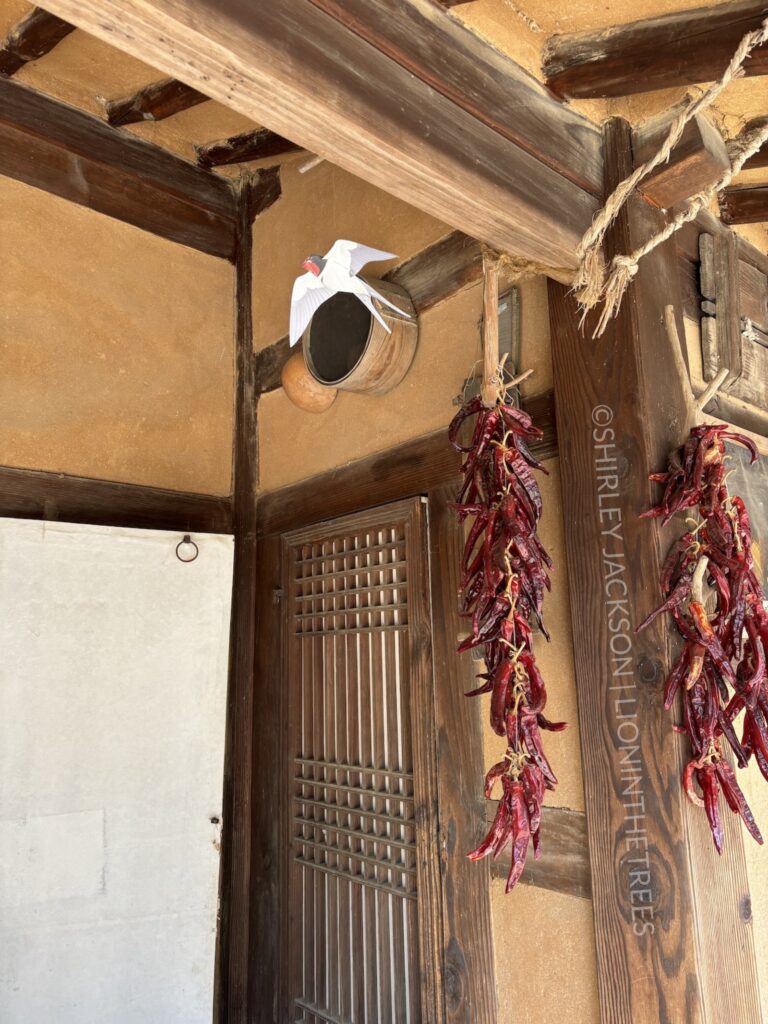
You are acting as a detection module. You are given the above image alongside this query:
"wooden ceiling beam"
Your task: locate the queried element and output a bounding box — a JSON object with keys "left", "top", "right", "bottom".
{"left": 0, "top": 6, "right": 74, "bottom": 77}
{"left": 721, "top": 184, "right": 768, "bottom": 224}
{"left": 0, "top": 76, "right": 240, "bottom": 259}
{"left": 36, "top": 0, "right": 601, "bottom": 277}
{"left": 544, "top": 0, "right": 768, "bottom": 99}
{"left": 105, "top": 77, "right": 208, "bottom": 126}
{"left": 633, "top": 109, "right": 730, "bottom": 209}
{"left": 196, "top": 127, "right": 302, "bottom": 169}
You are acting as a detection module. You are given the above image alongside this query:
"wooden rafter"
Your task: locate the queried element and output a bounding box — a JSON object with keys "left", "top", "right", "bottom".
{"left": 0, "top": 76, "right": 239, "bottom": 259}
{"left": 0, "top": 6, "right": 74, "bottom": 77}
{"left": 196, "top": 128, "right": 302, "bottom": 169}
{"left": 37, "top": 0, "right": 601, "bottom": 276}
{"left": 721, "top": 183, "right": 768, "bottom": 223}
{"left": 105, "top": 77, "right": 208, "bottom": 126}
{"left": 544, "top": 0, "right": 768, "bottom": 99}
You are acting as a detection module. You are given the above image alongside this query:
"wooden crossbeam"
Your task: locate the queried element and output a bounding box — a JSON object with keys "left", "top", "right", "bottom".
{"left": 0, "top": 6, "right": 74, "bottom": 77}
{"left": 544, "top": 0, "right": 768, "bottom": 99}
{"left": 721, "top": 183, "right": 768, "bottom": 223}
{"left": 633, "top": 109, "right": 730, "bottom": 209}
{"left": 0, "top": 76, "right": 240, "bottom": 259}
{"left": 38, "top": 0, "right": 601, "bottom": 275}
{"left": 105, "top": 77, "right": 208, "bottom": 126}
{"left": 742, "top": 115, "right": 768, "bottom": 169}
{"left": 196, "top": 128, "right": 302, "bottom": 169}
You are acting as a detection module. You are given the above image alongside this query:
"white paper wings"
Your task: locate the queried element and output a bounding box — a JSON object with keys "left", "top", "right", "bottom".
{"left": 289, "top": 239, "right": 408, "bottom": 346}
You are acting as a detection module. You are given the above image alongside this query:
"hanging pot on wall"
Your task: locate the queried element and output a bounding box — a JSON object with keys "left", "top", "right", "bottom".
{"left": 301, "top": 279, "right": 418, "bottom": 396}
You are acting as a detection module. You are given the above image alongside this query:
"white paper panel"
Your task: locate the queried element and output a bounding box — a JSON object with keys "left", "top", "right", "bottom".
{"left": 0, "top": 519, "right": 234, "bottom": 1024}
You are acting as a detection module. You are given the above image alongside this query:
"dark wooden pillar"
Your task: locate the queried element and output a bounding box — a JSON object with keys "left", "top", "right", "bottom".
{"left": 549, "top": 119, "right": 761, "bottom": 1024}
{"left": 216, "top": 183, "right": 259, "bottom": 1023}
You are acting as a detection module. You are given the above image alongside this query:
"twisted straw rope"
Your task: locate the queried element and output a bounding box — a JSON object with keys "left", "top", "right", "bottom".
{"left": 575, "top": 15, "right": 768, "bottom": 336}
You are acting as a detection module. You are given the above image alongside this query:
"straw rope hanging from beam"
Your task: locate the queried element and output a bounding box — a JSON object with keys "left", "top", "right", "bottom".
{"left": 576, "top": 15, "right": 768, "bottom": 337}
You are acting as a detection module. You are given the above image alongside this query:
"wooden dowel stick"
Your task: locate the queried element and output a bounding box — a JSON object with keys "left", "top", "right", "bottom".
{"left": 481, "top": 257, "right": 500, "bottom": 406}
{"left": 695, "top": 366, "right": 730, "bottom": 412}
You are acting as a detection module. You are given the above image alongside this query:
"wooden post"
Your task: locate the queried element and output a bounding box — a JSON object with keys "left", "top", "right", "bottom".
{"left": 549, "top": 118, "right": 762, "bottom": 1024}
{"left": 481, "top": 256, "right": 500, "bottom": 406}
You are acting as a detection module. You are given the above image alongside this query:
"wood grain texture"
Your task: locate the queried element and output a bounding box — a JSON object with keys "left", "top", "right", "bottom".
{"left": 739, "top": 257, "right": 768, "bottom": 330}
{"left": 0, "top": 464, "right": 232, "bottom": 533}
{"left": 254, "top": 230, "right": 484, "bottom": 393}
{"left": 714, "top": 229, "right": 744, "bottom": 388}
{"left": 215, "top": 187, "right": 258, "bottom": 1023}
{"left": 721, "top": 184, "right": 768, "bottom": 225}
{"left": 428, "top": 484, "right": 497, "bottom": 1024}
{"left": 488, "top": 804, "right": 591, "bottom": 900}
{"left": 0, "top": 76, "right": 238, "bottom": 259}
{"left": 305, "top": 0, "right": 602, "bottom": 196}
{"left": 0, "top": 6, "right": 74, "bottom": 77}
{"left": 196, "top": 127, "right": 302, "bottom": 168}
{"left": 38, "top": 0, "right": 599, "bottom": 274}
{"left": 248, "top": 533, "right": 283, "bottom": 1023}
{"left": 105, "top": 77, "right": 208, "bottom": 126}
{"left": 633, "top": 111, "right": 729, "bottom": 210}
{"left": 544, "top": 0, "right": 768, "bottom": 98}
{"left": 549, "top": 118, "right": 761, "bottom": 1024}
{"left": 256, "top": 390, "right": 556, "bottom": 537}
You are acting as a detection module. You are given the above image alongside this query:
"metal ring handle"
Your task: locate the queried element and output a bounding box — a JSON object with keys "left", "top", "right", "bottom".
{"left": 176, "top": 534, "right": 199, "bottom": 563}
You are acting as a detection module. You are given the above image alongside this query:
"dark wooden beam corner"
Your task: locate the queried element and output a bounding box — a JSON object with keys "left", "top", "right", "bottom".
{"left": 246, "top": 165, "right": 282, "bottom": 220}
{"left": 633, "top": 110, "right": 729, "bottom": 210}
{"left": 0, "top": 76, "right": 238, "bottom": 260}
{"left": 196, "top": 127, "right": 302, "bottom": 169}
{"left": 721, "top": 184, "right": 768, "bottom": 225}
{"left": 105, "top": 77, "right": 208, "bottom": 126}
{"left": 0, "top": 6, "right": 74, "bottom": 77}
{"left": 544, "top": 0, "right": 768, "bottom": 98}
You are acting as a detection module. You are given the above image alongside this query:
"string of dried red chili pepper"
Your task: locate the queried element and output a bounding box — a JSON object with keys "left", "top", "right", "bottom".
{"left": 640, "top": 423, "right": 767, "bottom": 853}
{"left": 448, "top": 392, "right": 564, "bottom": 891}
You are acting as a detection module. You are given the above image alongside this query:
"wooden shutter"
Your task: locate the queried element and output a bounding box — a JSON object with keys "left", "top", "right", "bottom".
{"left": 281, "top": 499, "right": 442, "bottom": 1024}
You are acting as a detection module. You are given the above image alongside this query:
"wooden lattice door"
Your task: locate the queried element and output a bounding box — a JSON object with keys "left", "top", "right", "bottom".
{"left": 281, "top": 499, "right": 442, "bottom": 1024}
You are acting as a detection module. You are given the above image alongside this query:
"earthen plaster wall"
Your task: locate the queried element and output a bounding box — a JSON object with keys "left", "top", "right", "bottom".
{"left": 0, "top": 176, "right": 235, "bottom": 495}
{"left": 255, "top": 162, "right": 600, "bottom": 1022}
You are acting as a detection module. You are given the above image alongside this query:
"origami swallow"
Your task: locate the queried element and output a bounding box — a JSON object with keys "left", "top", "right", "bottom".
{"left": 289, "top": 239, "right": 410, "bottom": 346}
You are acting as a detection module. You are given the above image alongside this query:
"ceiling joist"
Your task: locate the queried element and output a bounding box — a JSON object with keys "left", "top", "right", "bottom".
{"left": 196, "top": 128, "right": 302, "bottom": 169}
{"left": 0, "top": 6, "right": 74, "bottom": 77}
{"left": 105, "top": 77, "right": 208, "bottom": 126}
{"left": 544, "top": 0, "right": 768, "bottom": 99}
{"left": 0, "top": 76, "right": 239, "bottom": 259}
{"left": 36, "top": 0, "right": 601, "bottom": 275}
{"left": 721, "top": 184, "right": 768, "bottom": 224}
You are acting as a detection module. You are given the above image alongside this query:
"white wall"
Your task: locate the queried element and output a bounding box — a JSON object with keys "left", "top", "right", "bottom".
{"left": 0, "top": 520, "right": 234, "bottom": 1024}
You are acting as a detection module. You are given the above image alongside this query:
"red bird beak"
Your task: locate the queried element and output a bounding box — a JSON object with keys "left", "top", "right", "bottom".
{"left": 302, "top": 258, "right": 320, "bottom": 276}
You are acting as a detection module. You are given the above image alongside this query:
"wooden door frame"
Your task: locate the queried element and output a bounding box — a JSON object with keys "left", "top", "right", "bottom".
{"left": 252, "top": 406, "right": 557, "bottom": 1023}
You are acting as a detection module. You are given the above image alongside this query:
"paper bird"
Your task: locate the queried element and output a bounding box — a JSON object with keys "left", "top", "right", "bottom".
{"left": 289, "top": 239, "right": 410, "bottom": 346}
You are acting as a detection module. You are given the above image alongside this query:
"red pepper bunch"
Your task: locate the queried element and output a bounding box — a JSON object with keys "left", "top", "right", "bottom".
{"left": 448, "top": 394, "right": 564, "bottom": 891}
{"left": 640, "top": 424, "right": 767, "bottom": 853}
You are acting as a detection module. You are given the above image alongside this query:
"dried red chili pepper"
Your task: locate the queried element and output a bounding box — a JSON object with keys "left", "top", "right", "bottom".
{"left": 449, "top": 390, "right": 563, "bottom": 891}
{"left": 640, "top": 425, "right": 766, "bottom": 854}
